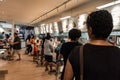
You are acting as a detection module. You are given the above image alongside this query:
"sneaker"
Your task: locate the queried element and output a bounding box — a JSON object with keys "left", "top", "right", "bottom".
{"left": 45, "top": 68, "right": 48, "bottom": 71}
{"left": 9, "top": 58, "right": 14, "bottom": 61}
{"left": 16, "top": 58, "right": 21, "bottom": 61}
{"left": 50, "top": 70, "right": 56, "bottom": 72}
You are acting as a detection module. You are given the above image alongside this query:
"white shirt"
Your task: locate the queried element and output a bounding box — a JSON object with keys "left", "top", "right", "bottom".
{"left": 44, "top": 39, "right": 53, "bottom": 56}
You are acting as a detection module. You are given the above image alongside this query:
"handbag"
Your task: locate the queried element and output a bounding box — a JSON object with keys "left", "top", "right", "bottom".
{"left": 80, "top": 45, "right": 84, "bottom": 80}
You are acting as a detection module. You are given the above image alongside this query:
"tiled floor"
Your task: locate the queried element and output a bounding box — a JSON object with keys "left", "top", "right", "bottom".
{"left": 0, "top": 49, "right": 58, "bottom": 80}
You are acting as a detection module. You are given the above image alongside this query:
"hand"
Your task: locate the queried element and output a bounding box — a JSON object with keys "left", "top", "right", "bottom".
{"left": 10, "top": 43, "right": 14, "bottom": 45}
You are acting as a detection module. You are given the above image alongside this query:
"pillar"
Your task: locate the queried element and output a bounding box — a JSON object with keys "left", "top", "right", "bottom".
{"left": 11, "top": 20, "right": 14, "bottom": 41}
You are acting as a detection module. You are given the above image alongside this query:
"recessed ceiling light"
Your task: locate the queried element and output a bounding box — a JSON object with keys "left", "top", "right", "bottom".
{"left": 96, "top": 0, "right": 120, "bottom": 9}
{"left": 60, "top": 16, "right": 71, "bottom": 20}
{"left": 0, "top": 0, "right": 3, "bottom": 2}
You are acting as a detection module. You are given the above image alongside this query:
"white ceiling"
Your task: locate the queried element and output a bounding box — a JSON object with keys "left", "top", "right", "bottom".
{"left": 0, "top": 0, "right": 90, "bottom": 24}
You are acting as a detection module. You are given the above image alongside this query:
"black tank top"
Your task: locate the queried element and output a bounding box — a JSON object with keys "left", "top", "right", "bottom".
{"left": 69, "top": 43, "right": 120, "bottom": 80}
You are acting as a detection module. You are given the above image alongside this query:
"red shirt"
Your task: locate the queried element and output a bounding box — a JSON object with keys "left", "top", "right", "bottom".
{"left": 34, "top": 45, "right": 38, "bottom": 54}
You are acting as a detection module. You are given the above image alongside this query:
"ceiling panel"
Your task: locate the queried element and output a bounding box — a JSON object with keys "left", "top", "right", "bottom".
{"left": 0, "top": 0, "right": 90, "bottom": 24}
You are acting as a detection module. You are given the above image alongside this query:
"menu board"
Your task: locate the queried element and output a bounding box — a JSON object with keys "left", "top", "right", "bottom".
{"left": 111, "top": 5, "right": 120, "bottom": 29}
{"left": 58, "top": 21, "right": 63, "bottom": 33}
{"left": 78, "top": 14, "right": 88, "bottom": 31}
{"left": 40, "top": 24, "right": 46, "bottom": 34}
{"left": 62, "top": 19, "right": 68, "bottom": 32}
{"left": 103, "top": 4, "right": 120, "bottom": 30}
{"left": 68, "top": 18, "right": 73, "bottom": 31}
{"left": 49, "top": 23, "right": 53, "bottom": 33}
{"left": 39, "top": 25, "right": 42, "bottom": 34}
{"left": 45, "top": 24, "right": 49, "bottom": 33}
{"left": 53, "top": 22, "right": 59, "bottom": 33}
{"left": 34, "top": 27, "right": 39, "bottom": 34}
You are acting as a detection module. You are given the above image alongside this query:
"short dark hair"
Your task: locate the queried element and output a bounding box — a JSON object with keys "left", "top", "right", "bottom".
{"left": 5, "top": 34, "right": 10, "bottom": 38}
{"left": 68, "top": 29, "right": 81, "bottom": 41}
{"left": 14, "top": 32, "right": 18, "bottom": 35}
{"left": 46, "top": 33, "right": 51, "bottom": 40}
{"left": 86, "top": 10, "right": 113, "bottom": 39}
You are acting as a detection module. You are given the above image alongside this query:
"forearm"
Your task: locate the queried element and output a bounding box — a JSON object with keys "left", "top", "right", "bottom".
{"left": 64, "top": 60, "right": 74, "bottom": 80}
{"left": 12, "top": 42, "right": 19, "bottom": 45}
{"left": 58, "top": 54, "right": 63, "bottom": 60}
{"left": 14, "top": 42, "right": 19, "bottom": 44}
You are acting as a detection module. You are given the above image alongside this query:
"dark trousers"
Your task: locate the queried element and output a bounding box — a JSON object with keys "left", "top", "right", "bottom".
{"left": 27, "top": 45, "right": 32, "bottom": 53}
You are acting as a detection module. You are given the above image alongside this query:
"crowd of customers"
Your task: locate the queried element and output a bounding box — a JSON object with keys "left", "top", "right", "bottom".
{"left": 0, "top": 32, "right": 21, "bottom": 60}
{"left": 64, "top": 10, "right": 120, "bottom": 80}
{"left": 0, "top": 10, "right": 120, "bottom": 80}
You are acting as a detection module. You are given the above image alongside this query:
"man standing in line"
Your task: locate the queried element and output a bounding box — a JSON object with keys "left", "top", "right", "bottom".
{"left": 11, "top": 33, "right": 21, "bottom": 60}
{"left": 60, "top": 29, "right": 82, "bottom": 80}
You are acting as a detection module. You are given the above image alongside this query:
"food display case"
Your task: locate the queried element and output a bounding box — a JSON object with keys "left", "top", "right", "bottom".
{"left": 116, "top": 36, "right": 120, "bottom": 46}
{"left": 109, "top": 30, "right": 120, "bottom": 46}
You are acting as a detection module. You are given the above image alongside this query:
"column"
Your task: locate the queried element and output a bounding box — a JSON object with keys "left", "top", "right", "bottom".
{"left": 11, "top": 20, "right": 14, "bottom": 41}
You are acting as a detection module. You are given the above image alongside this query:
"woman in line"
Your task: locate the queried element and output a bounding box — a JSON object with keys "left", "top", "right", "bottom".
{"left": 64, "top": 10, "right": 120, "bottom": 80}
{"left": 44, "top": 33, "right": 54, "bottom": 72}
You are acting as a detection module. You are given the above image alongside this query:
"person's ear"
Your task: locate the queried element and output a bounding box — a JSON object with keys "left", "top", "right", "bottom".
{"left": 88, "top": 27, "right": 94, "bottom": 39}
{"left": 88, "top": 27, "right": 92, "bottom": 35}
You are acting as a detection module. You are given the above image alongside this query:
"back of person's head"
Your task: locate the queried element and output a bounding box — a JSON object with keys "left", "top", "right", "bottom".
{"left": 86, "top": 10, "right": 113, "bottom": 39}
{"left": 68, "top": 29, "right": 81, "bottom": 41}
{"left": 5, "top": 34, "right": 9, "bottom": 38}
{"left": 61, "top": 39, "right": 65, "bottom": 43}
{"left": 26, "top": 35, "right": 31, "bottom": 40}
{"left": 0, "top": 39, "right": 2, "bottom": 42}
{"left": 2, "top": 32, "right": 4, "bottom": 34}
{"left": 46, "top": 33, "right": 51, "bottom": 40}
{"left": 37, "top": 39, "right": 39, "bottom": 43}
{"left": 14, "top": 32, "right": 18, "bottom": 36}
{"left": 9, "top": 33, "right": 11, "bottom": 35}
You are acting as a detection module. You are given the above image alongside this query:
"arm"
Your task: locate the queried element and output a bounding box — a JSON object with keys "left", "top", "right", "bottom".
{"left": 64, "top": 60, "right": 74, "bottom": 80}
{"left": 58, "top": 44, "right": 64, "bottom": 60}
{"left": 10, "top": 41, "right": 19, "bottom": 45}
{"left": 13, "top": 41, "right": 19, "bottom": 45}
{"left": 11, "top": 37, "right": 20, "bottom": 45}
{"left": 49, "top": 41, "right": 54, "bottom": 52}
{"left": 58, "top": 54, "right": 63, "bottom": 60}
{"left": 26, "top": 40, "right": 31, "bottom": 45}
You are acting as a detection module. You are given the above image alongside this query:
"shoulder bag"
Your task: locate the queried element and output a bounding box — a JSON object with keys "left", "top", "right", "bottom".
{"left": 80, "top": 45, "right": 84, "bottom": 80}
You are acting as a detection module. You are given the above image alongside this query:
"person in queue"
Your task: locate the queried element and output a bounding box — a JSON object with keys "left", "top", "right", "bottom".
{"left": 64, "top": 10, "right": 120, "bottom": 80}
{"left": 60, "top": 28, "right": 82, "bottom": 80}
{"left": 26, "top": 35, "right": 32, "bottom": 55}
{"left": 5, "top": 34, "right": 12, "bottom": 58}
{"left": 44, "top": 33, "right": 54, "bottom": 72}
{"left": 11, "top": 33, "right": 21, "bottom": 61}
{"left": 0, "top": 39, "right": 8, "bottom": 49}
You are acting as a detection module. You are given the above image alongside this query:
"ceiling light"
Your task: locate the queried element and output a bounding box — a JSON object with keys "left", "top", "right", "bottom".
{"left": 96, "top": 0, "right": 120, "bottom": 9}
{"left": 0, "top": 0, "right": 3, "bottom": 2}
{"left": 60, "top": 16, "right": 71, "bottom": 20}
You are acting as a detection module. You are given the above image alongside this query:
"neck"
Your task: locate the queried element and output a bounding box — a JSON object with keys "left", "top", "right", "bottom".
{"left": 70, "top": 40, "right": 78, "bottom": 42}
{"left": 89, "top": 39, "right": 113, "bottom": 46}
